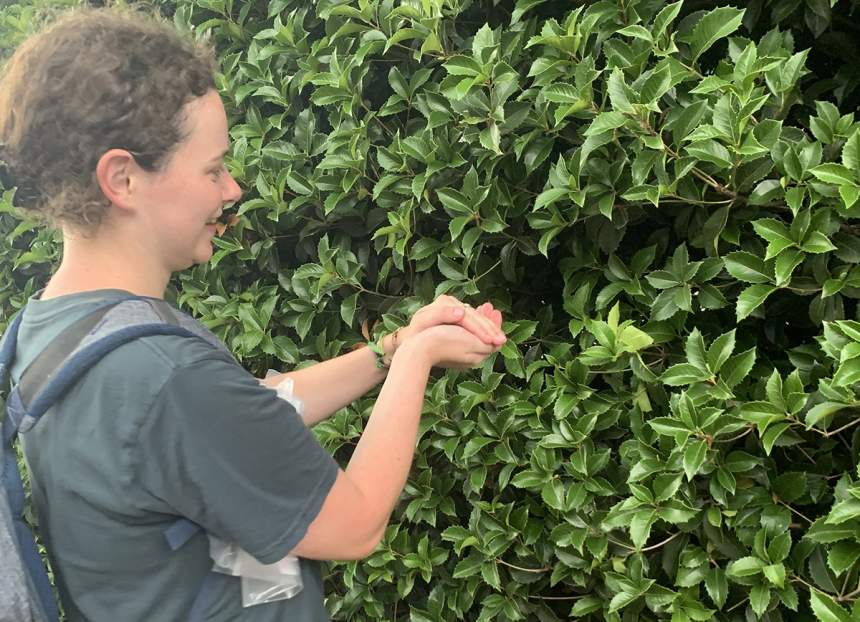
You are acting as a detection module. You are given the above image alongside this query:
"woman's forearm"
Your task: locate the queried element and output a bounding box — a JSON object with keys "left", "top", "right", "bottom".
{"left": 261, "top": 344, "right": 388, "bottom": 426}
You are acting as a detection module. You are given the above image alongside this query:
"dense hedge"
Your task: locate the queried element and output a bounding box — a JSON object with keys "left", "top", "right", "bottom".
{"left": 4, "top": 0, "right": 860, "bottom": 620}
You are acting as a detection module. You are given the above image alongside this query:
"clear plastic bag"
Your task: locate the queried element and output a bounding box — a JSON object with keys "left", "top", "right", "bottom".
{"left": 209, "top": 537, "right": 303, "bottom": 607}
{"left": 263, "top": 371, "right": 305, "bottom": 418}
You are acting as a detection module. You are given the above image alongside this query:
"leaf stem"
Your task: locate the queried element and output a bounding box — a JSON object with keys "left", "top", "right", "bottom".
{"left": 495, "top": 558, "right": 551, "bottom": 573}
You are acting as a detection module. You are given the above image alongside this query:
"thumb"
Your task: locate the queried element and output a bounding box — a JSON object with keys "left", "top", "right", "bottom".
{"left": 451, "top": 306, "right": 465, "bottom": 320}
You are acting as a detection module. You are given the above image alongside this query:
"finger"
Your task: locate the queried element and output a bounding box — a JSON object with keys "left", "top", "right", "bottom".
{"left": 492, "top": 309, "right": 503, "bottom": 328}
{"left": 458, "top": 308, "right": 505, "bottom": 345}
{"left": 477, "top": 303, "right": 502, "bottom": 329}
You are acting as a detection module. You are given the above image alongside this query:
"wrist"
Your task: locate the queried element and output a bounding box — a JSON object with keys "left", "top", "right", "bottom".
{"left": 375, "top": 327, "right": 404, "bottom": 369}
{"left": 392, "top": 334, "right": 434, "bottom": 372}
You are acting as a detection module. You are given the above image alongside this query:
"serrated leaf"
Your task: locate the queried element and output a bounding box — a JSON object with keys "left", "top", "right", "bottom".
{"left": 584, "top": 111, "right": 627, "bottom": 136}
{"left": 762, "top": 422, "right": 790, "bottom": 455}
{"left": 736, "top": 284, "right": 776, "bottom": 321}
{"left": 750, "top": 583, "right": 771, "bottom": 616}
{"left": 662, "top": 363, "right": 710, "bottom": 386}
{"left": 810, "top": 589, "right": 851, "bottom": 622}
{"left": 721, "top": 347, "right": 756, "bottom": 388}
{"left": 805, "top": 518, "right": 860, "bottom": 544}
{"left": 707, "top": 330, "right": 736, "bottom": 373}
{"left": 686, "top": 140, "right": 733, "bottom": 168}
{"left": 629, "top": 510, "right": 657, "bottom": 549}
{"left": 685, "top": 6, "right": 745, "bottom": 62}
{"left": 542, "top": 82, "right": 580, "bottom": 104}
{"left": 801, "top": 231, "right": 837, "bottom": 254}
{"left": 683, "top": 440, "right": 708, "bottom": 480}
{"left": 443, "top": 55, "right": 482, "bottom": 77}
{"left": 827, "top": 541, "right": 860, "bottom": 576}
{"left": 826, "top": 498, "right": 860, "bottom": 525}
{"left": 806, "top": 402, "right": 850, "bottom": 429}
{"left": 705, "top": 567, "right": 728, "bottom": 609}
{"left": 810, "top": 163, "right": 856, "bottom": 186}
{"left": 843, "top": 128, "right": 860, "bottom": 171}
{"left": 723, "top": 252, "right": 772, "bottom": 283}
{"left": 763, "top": 563, "right": 786, "bottom": 588}
{"left": 727, "top": 556, "right": 766, "bottom": 577}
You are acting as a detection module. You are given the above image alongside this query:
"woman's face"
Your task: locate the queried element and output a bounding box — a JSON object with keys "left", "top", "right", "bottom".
{"left": 134, "top": 89, "right": 242, "bottom": 273}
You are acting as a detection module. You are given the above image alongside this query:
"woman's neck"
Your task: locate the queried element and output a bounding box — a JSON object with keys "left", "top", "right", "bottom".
{"left": 42, "top": 228, "right": 170, "bottom": 300}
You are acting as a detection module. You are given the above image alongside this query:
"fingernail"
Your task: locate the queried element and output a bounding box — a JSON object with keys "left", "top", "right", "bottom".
{"left": 453, "top": 308, "right": 464, "bottom": 318}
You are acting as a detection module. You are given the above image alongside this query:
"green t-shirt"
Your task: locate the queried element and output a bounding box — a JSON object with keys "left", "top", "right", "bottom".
{"left": 11, "top": 290, "right": 339, "bottom": 621}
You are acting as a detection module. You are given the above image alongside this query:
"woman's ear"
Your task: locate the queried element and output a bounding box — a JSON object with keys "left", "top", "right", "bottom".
{"left": 95, "top": 149, "right": 138, "bottom": 212}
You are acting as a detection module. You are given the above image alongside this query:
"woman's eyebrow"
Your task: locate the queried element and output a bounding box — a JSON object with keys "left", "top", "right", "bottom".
{"left": 207, "top": 148, "right": 229, "bottom": 165}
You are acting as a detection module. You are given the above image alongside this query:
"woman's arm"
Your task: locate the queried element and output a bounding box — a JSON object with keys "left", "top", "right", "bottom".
{"left": 261, "top": 344, "right": 386, "bottom": 427}
{"left": 290, "top": 325, "right": 498, "bottom": 560}
{"left": 261, "top": 297, "right": 505, "bottom": 426}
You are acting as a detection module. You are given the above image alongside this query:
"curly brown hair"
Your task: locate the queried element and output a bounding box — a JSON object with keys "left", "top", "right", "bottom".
{"left": 0, "top": 7, "right": 216, "bottom": 232}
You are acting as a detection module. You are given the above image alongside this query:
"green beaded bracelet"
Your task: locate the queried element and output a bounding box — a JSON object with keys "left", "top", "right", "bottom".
{"left": 368, "top": 328, "right": 401, "bottom": 370}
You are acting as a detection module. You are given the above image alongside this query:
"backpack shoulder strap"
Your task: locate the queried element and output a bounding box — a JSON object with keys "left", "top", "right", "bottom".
{"left": 14, "top": 297, "right": 230, "bottom": 433}
{"left": 0, "top": 309, "right": 26, "bottom": 384}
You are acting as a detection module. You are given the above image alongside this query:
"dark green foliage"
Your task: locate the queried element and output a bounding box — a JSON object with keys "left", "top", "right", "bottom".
{"left": 4, "top": 0, "right": 860, "bottom": 620}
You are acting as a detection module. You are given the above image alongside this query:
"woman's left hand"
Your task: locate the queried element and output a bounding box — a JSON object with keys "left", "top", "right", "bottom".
{"left": 400, "top": 295, "right": 506, "bottom": 347}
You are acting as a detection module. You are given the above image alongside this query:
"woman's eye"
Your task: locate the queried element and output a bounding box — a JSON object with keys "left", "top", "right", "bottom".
{"left": 209, "top": 167, "right": 223, "bottom": 180}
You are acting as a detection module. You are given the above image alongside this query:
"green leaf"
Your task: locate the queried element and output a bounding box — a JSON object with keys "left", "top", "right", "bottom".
{"left": 661, "top": 363, "right": 710, "bottom": 386}
{"left": 762, "top": 422, "right": 790, "bottom": 455}
{"left": 653, "top": 1, "right": 683, "bottom": 40}
{"left": 443, "top": 55, "right": 482, "bottom": 77}
{"left": 617, "top": 325, "right": 653, "bottom": 352}
{"left": 685, "top": 6, "right": 746, "bottom": 62}
{"left": 686, "top": 140, "right": 732, "bottom": 168}
{"left": 683, "top": 440, "right": 708, "bottom": 480}
{"left": 736, "top": 284, "right": 776, "bottom": 321}
{"left": 511, "top": 0, "right": 547, "bottom": 24}
{"left": 570, "top": 596, "right": 603, "bottom": 616}
{"left": 806, "top": 402, "right": 850, "bottom": 428}
{"left": 839, "top": 185, "right": 860, "bottom": 210}
{"left": 608, "top": 589, "right": 642, "bottom": 613}
{"left": 479, "top": 123, "right": 502, "bottom": 154}
{"left": 810, "top": 163, "right": 856, "bottom": 186}
{"left": 723, "top": 252, "right": 772, "bottom": 283}
{"left": 648, "top": 417, "right": 692, "bottom": 436}
{"left": 533, "top": 187, "right": 568, "bottom": 211}
{"left": 750, "top": 583, "right": 771, "bottom": 617}
{"left": 801, "top": 231, "right": 837, "bottom": 254}
{"left": 763, "top": 563, "right": 786, "bottom": 588}
{"left": 541, "top": 478, "right": 565, "bottom": 510}
{"left": 584, "top": 111, "right": 627, "bottom": 136}
{"left": 607, "top": 68, "right": 634, "bottom": 113}
{"left": 826, "top": 498, "right": 860, "bottom": 525}
{"left": 727, "top": 556, "right": 766, "bottom": 577}
{"left": 542, "top": 82, "right": 582, "bottom": 104}
{"left": 617, "top": 25, "right": 652, "bottom": 42}
{"left": 721, "top": 347, "right": 756, "bottom": 388}
{"left": 843, "top": 128, "right": 860, "bottom": 171}
{"left": 805, "top": 518, "right": 860, "bottom": 544}
{"left": 752, "top": 218, "right": 793, "bottom": 246}
{"left": 629, "top": 510, "right": 657, "bottom": 549}
{"left": 705, "top": 567, "right": 728, "bottom": 609}
{"left": 707, "top": 330, "right": 736, "bottom": 373}
{"left": 827, "top": 542, "right": 860, "bottom": 576}
{"left": 809, "top": 589, "right": 852, "bottom": 622}
{"left": 340, "top": 292, "right": 358, "bottom": 327}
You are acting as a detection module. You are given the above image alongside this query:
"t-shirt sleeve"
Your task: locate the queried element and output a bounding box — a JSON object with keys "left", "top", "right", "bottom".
{"left": 138, "top": 356, "right": 339, "bottom": 564}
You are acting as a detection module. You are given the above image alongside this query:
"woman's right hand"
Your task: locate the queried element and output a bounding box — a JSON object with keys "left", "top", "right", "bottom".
{"left": 404, "top": 324, "right": 499, "bottom": 370}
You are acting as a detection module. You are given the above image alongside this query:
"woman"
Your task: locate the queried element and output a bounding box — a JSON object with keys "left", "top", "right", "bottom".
{"left": 0, "top": 8, "right": 506, "bottom": 621}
